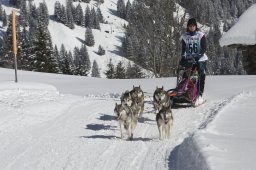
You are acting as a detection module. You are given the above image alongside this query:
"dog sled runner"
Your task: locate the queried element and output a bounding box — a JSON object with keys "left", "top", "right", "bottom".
{"left": 167, "top": 58, "right": 205, "bottom": 107}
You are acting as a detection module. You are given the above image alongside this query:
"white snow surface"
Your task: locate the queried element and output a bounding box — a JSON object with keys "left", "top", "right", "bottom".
{"left": 1, "top": 68, "right": 256, "bottom": 170}
{"left": 219, "top": 3, "right": 256, "bottom": 47}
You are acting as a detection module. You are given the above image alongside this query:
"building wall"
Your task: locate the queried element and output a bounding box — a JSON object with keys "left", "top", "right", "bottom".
{"left": 242, "top": 45, "right": 256, "bottom": 74}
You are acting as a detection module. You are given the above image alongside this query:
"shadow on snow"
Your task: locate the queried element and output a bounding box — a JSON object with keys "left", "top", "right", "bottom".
{"left": 85, "top": 123, "right": 117, "bottom": 131}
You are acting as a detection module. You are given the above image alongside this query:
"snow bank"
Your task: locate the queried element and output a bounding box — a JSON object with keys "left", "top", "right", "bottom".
{"left": 0, "top": 81, "right": 57, "bottom": 92}
{"left": 170, "top": 90, "right": 256, "bottom": 170}
{"left": 194, "top": 91, "right": 256, "bottom": 170}
{"left": 219, "top": 4, "right": 256, "bottom": 46}
{"left": 169, "top": 136, "right": 209, "bottom": 170}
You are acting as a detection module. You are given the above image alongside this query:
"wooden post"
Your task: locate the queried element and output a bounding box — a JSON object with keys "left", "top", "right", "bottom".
{"left": 12, "top": 11, "right": 18, "bottom": 83}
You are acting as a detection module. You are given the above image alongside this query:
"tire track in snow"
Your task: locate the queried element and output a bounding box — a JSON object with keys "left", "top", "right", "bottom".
{"left": 198, "top": 91, "right": 250, "bottom": 130}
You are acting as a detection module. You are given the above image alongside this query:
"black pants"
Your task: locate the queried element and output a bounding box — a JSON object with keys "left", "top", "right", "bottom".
{"left": 198, "top": 61, "right": 206, "bottom": 96}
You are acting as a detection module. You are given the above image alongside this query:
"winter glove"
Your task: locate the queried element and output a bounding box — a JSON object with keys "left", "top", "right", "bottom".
{"left": 194, "top": 54, "right": 203, "bottom": 61}
{"left": 179, "top": 55, "right": 186, "bottom": 66}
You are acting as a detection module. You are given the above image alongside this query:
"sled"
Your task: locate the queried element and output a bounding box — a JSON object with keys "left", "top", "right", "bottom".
{"left": 193, "top": 98, "right": 207, "bottom": 107}
{"left": 168, "top": 58, "right": 204, "bottom": 108}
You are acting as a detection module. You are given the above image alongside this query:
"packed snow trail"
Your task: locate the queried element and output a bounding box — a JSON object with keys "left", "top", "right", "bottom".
{"left": 0, "top": 82, "right": 233, "bottom": 170}
{"left": 1, "top": 70, "right": 256, "bottom": 170}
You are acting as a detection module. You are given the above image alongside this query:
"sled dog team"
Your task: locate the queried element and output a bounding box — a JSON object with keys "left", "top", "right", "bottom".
{"left": 114, "top": 86, "right": 173, "bottom": 140}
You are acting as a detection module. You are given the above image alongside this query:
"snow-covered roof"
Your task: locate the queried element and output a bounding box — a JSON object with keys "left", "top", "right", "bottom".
{"left": 219, "top": 4, "right": 256, "bottom": 47}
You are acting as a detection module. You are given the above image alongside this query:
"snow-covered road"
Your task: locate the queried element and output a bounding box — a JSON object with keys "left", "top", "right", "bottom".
{"left": 1, "top": 69, "right": 256, "bottom": 170}
{"left": 0, "top": 83, "right": 222, "bottom": 170}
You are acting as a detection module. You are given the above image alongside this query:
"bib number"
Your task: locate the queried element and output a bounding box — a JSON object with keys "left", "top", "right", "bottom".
{"left": 188, "top": 43, "right": 198, "bottom": 54}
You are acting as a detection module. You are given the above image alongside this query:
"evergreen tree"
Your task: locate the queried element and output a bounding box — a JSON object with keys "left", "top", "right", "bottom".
{"left": 137, "top": 45, "right": 147, "bottom": 68}
{"left": 66, "top": 0, "right": 75, "bottom": 29}
{"left": 26, "top": 2, "right": 56, "bottom": 73}
{"left": 0, "top": 37, "right": 5, "bottom": 67}
{"left": 91, "top": 60, "right": 100, "bottom": 77}
{"left": 74, "top": 44, "right": 90, "bottom": 76}
{"left": 18, "top": 26, "right": 31, "bottom": 70}
{"left": 88, "top": 8, "right": 95, "bottom": 28}
{"left": 80, "top": 44, "right": 91, "bottom": 71}
{"left": 97, "top": 45, "right": 105, "bottom": 55}
{"left": 2, "top": 15, "right": 14, "bottom": 67}
{"left": 123, "top": 36, "right": 133, "bottom": 59}
{"left": 28, "top": 21, "right": 38, "bottom": 70}
{"left": 85, "top": 28, "right": 95, "bottom": 46}
{"left": 62, "top": 51, "right": 74, "bottom": 75}
{"left": 60, "top": 5, "right": 67, "bottom": 25}
{"left": 38, "top": 1, "right": 49, "bottom": 27}
{"left": 115, "top": 61, "right": 126, "bottom": 79}
{"left": 125, "top": 0, "right": 132, "bottom": 20}
{"left": 19, "top": 0, "right": 29, "bottom": 27}
{"left": 68, "top": 51, "right": 75, "bottom": 73}
{"left": 73, "top": 46, "right": 80, "bottom": 75}
{"left": 2, "top": 10, "right": 7, "bottom": 27}
{"left": 92, "top": 8, "right": 100, "bottom": 29}
{"left": 125, "top": 62, "right": 134, "bottom": 79}
{"left": 33, "top": 22, "right": 58, "bottom": 73}
{"left": 105, "top": 59, "right": 115, "bottom": 79}
{"left": 74, "top": 3, "right": 84, "bottom": 26}
{"left": 117, "top": 0, "right": 126, "bottom": 19}
{"left": 59, "top": 44, "right": 66, "bottom": 72}
{"left": 53, "top": 45, "right": 61, "bottom": 73}
{"left": 126, "top": 62, "right": 144, "bottom": 78}
{"left": 133, "top": 63, "right": 144, "bottom": 78}
{"left": 124, "top": 0, "right": 182, "bottom": 77}
{"left": 15, "top": 25, "right": 23, "bottom": 69}
{"left": 85, "top": 5, "right": 91, "bottom": 28}
{"left": 28, "top": 1, "right": 37, "bottom": 26}
{"left": 96, "top": 7, "right": 104, "bottom": 23}
{"left": 54, "top": 1, "right": 62, "bottom": 22}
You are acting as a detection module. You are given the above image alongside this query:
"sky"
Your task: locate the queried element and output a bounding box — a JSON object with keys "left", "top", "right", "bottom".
{"left": 1, "top": 0, "right": 256, "bottom": 169}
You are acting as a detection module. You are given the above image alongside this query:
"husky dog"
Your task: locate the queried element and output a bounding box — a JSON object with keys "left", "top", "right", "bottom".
{"left": 120, "top": 90, "right": 133, "bottom": 107}
{"left": 114, "top": 103, "right": 138, "bottom": 140}
{"left": 130, "top": 85, "right": 144, "bottom": 117}
{"left": 156, "top": 107, "right": 173, "bottom": 140}
{"left": 120, "top": 86, "right": 144, "bottom": 117}
{"left": 153, "top": 86, "right": 171, "bottom": 113}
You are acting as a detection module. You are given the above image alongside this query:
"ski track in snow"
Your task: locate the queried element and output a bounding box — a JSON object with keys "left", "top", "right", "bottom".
{"left": 198, "top": 91, "right": 252, "bottom": 130}
{"left": 0, "top": 87, "right": 251, "bottom": 170}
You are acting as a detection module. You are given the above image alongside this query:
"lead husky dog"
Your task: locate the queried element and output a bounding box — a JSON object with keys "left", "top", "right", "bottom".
{"left": 120, "top": 86, "right": 144, "bottom": 117}
{"left": 114, "top": 103, "right": 138, "bottom": 140}
{"left": 153, "top": 86, "right": 171, "bottom": 113}
{"left": 156, "top": 107, "right": 173, "bottom": 140}
{"left": 130, "top": 86, "right": 144, "bottom": 117}
{"left": 120, "top": 90, "right": 133, "bottom": 107}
